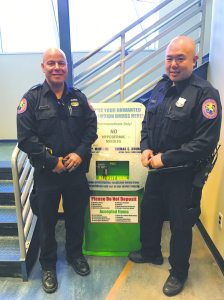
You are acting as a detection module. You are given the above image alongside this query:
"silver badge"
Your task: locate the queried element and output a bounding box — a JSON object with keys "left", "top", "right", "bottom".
{"left": 175, "top": 97, "right": 187, "bottom": 108}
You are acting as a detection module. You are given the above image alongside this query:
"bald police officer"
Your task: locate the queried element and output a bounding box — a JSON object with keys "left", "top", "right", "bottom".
{"left": 17, "top": 48, "right": 97, "bottom": 293}
{"left": 128, "top": 36, "right": 222, "bottom": 296}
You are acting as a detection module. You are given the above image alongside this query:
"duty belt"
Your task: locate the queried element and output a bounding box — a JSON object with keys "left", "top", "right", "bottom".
{"left": 148, "top": 164, "right": 192, "bottom": 174}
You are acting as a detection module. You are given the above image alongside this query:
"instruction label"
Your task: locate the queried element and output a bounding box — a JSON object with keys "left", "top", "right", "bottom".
{"left": 90, "top": 195, "right": 138, "bottom": 223}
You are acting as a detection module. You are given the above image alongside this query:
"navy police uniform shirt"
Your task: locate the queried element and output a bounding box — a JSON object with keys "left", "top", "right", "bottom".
{"left": 140, "top": 74, "right": 222, "bottom": 167}
{"left": 17, "top": 80, "right": 98, "bottom": 171}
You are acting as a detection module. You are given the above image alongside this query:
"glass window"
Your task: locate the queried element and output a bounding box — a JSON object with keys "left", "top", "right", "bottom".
{"left": 0, "top": 0, "right": 58, "bottom": 53}
{"left": 0, "top": 0, "right": 159, "bottom": 53}
{"left": 69, "top": 0, "right": 159, "bottom": 51}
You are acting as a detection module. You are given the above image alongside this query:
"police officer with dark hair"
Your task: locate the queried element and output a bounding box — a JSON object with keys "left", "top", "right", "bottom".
{"left": 128, "top": 36, "right": 222, "bottom": 296}
{"left": 17, "top": 48, "right": 97, "bottom": 293}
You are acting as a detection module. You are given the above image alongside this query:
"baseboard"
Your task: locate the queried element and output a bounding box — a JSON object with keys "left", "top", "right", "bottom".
{"left": 197, "top": 220, "right": 224, "bottom": 275}
{"left": 0, "top": 139, "right": 17, "bottom": 142}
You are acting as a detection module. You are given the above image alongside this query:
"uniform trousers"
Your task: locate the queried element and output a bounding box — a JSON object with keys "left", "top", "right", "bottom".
{"left": 140, "top": 168, "right": 201, "bottom": 281}
{"left": 35, "top": 168, "right": 90, "bottom": 271}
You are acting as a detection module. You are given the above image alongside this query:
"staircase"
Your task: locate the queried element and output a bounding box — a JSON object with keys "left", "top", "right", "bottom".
{"left": 73, "top": 0, "right": 207, "bottom": 103}
{"left": 0, "top": 163, "right": 20, "bottom": 277}
{"left": 0, "top": 145, "right": 39, "bottom": 280}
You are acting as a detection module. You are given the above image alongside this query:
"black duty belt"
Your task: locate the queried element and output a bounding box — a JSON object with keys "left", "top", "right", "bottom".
{"left": 148, "top": 164, "right": 192, "bottom": 174}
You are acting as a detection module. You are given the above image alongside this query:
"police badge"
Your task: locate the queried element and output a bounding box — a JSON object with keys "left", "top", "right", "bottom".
{"left": 175, "top": 97, "right": 187, "bottom": 108}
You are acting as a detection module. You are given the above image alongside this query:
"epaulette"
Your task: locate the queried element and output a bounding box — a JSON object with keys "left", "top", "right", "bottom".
{"left": 190, "top": 74, "right": 210, "bottom": 88}
{"left": 154, "top": 74, "right": 171, "bottom": 88}
{"left": 162, "top": 74, "right": 170, "bottom": 80}
{"left": 28, "top": 83, "right": 42, "bottom": 91}
{"left": 67, "top": 86, "right": 82, "bottom": 95}
{"left": 70, "top": 87, "right": 86, "bottom": 100}
{"left": 73, "top": 87, "right": 82, "bottom": 93}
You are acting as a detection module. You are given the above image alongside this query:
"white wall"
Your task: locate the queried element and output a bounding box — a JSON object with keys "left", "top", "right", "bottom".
{"left": 201, "top": 0, "right": 224, "bottom": 258}
{"left": 0, "top": 53, "right": 44, "bottom": 139}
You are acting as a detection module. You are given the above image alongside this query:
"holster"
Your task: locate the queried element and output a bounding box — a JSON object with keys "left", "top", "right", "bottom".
{"left": 187, "top": 186, "right": 202, "bottom": 226}
{"left": 193, "top": 161, "right": 214, "bottom": 188}
{"left": 193, "top": 145, "right": 220, "bottom": 188}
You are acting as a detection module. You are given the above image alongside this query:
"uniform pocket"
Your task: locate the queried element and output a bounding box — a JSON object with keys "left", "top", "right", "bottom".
{"left": 69, "top": 106, "right": 83, "bottom": 117}
{"left": 36, "top": 109, "right": 57, "bottom": 135}
{"left": 164, "top": 112, "right": 193, "bottom": 138}
{"left": 147, "top": 109, "right": 159, "bottom": 130}
{"left": 68, "top": 106, "right": 84, "bottom": 136}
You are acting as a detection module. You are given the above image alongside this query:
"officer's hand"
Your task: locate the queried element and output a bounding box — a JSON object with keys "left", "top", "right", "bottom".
{"left": 149, "top": 153, "right": 164, "bottom": 169}
{"left": 141, "top": 149, "right": 154, "bottom": 167}
{"left": 63, "top": 153, "right": 82, "bottom": 172}
{"left": 52, "top": 157, "right": 66, "bottom": 174}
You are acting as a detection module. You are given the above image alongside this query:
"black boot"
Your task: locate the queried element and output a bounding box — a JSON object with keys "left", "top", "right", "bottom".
{"left": 163, "top": 275, "right": 186, "bottom": 296}
{"left": 42, "top": 270, "right": 58, "bottom": 293}
{"left": 67, "top": 255, "right": 90, "bottom": 276}
{"left": 128, "top": 250, "right": 163, "bottom": 265}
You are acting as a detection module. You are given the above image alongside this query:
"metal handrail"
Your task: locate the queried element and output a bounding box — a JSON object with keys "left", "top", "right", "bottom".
{"left": 11, "top": 144, "right": 34, "bottom": 262}
{"left": 84, "top": 13, "right": 202, "bottom": 100}
{"left": 77, "top": 4, "right": 202, "bottom": 92}
{"left": 73, "top": 0, "right": 206, "bottom": 103}
{"left": 73, "top": 0, "right": 173, "bottom": 69}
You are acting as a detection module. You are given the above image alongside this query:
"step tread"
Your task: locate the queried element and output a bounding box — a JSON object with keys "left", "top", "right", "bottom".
{"left": 0, "top": 180, "right": 14, "bottom": 193}
{"left": 0, "top": 207, "right": 17, "bottom": 223}
{"left": 0, "top": 236, "right": 20, "bottom": 261}
{"left": 0, "top": 160, "right": 11, "bottom": 169}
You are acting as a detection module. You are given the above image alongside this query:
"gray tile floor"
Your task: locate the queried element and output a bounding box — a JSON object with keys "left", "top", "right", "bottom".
{"left": 0, "top": 221, "right": 223, "bottom": 300}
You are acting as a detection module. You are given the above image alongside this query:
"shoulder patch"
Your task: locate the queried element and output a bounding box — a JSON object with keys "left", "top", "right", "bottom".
{"left": 202, "top": 99, "right": 218, "bottom": 119}
{"left": 17, "top": 98, "right": 27, "bottom": 114}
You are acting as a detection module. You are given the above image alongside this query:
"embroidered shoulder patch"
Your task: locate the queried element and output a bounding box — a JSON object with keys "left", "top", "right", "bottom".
{"left": 17, "top": 98, "right": 27, "bottom": 114}
{"left": 202, "top": 99, "right": 218, "bottom": 119}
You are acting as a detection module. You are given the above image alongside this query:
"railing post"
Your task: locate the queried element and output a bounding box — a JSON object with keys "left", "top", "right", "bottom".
{"left": 120, "top": 33, "right": 126, "bottom": 102}
{"left": 57, "top": 0, "right": 73, "bottom": 86}
{"left": 198, "top": 0, "right": 206, "bottom": 66}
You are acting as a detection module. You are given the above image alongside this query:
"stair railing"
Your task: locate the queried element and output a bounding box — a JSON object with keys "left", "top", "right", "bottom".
{"left": 11, "top": 145, "right": 35, "bottom": 264}
{"left": 73, "top": 0, "right": 206, "bottom": 103}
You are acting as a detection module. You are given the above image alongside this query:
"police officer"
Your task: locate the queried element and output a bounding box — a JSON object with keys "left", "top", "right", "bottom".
{"left": 128, "top": 36, "right": 222, "bottom": 296}
{"left": 17, "top": 48, "right": 97, "bottom": 293}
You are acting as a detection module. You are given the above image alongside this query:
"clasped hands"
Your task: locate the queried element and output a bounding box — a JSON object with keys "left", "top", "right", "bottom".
{"left": 141, "top": 149, "right": 164, "bottom": 169}
{"left": 52, "top": 153, "right": 82, "bottom": 174}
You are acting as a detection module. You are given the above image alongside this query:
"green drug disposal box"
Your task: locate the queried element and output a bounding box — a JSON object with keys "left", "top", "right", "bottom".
{"left": 83, "top": 103, "right": 147, "bottom": 256}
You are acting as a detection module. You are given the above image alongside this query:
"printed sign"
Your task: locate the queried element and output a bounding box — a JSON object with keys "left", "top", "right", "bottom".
{"left": 86, "top": 103, "right": 147, "bottom": 224}
{"left": 90, "top": 195, "right": 138, "bottom": 223}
